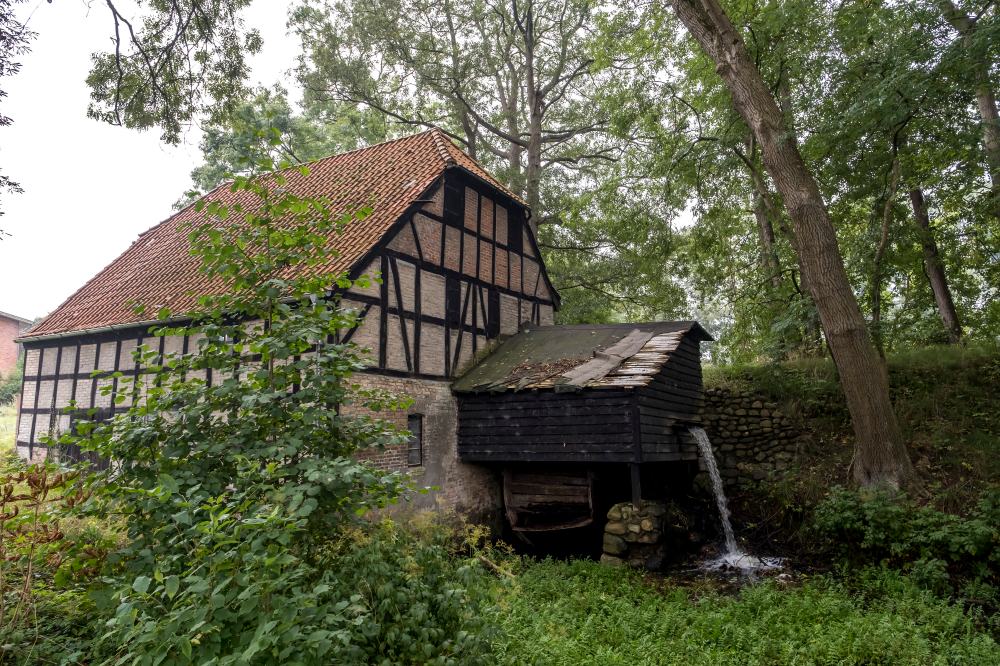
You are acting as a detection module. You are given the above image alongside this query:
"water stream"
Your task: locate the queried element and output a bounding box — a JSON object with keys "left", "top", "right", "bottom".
{"left": 689, "top": 426, "right": 782, "bottom": 572}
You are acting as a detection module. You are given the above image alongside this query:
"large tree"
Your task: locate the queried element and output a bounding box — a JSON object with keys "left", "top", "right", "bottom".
{"left": 86, "top": 0, "right": 262, "bottom": 143}
{"left": 665, "top": 0, "right": 914, "bottom": 488}
{"left": 292, "top": 0, "right": 625, "bottom": 224}
{"left": 935, "top": 0, "right": 1000, "bottom": 216}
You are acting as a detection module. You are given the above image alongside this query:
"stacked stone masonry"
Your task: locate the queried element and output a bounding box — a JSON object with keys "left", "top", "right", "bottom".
{"left": 600, "top": 500, "right": 676, "bottom": 569}
{"left": 698, "top": 387, "right": 802, "bottom": 486}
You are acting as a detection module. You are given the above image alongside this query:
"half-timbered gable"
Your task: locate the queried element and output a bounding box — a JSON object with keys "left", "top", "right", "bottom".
{"left": 339, "top": 170, "right": 556, "bottom": 381}
{"left": 14, "top": 129, "right": 715, "bottom": 532}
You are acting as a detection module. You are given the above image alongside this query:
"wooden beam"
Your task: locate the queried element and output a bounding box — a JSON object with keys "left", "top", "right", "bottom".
{"left": 631, "top": 463, "right": 642, "bottom": 507}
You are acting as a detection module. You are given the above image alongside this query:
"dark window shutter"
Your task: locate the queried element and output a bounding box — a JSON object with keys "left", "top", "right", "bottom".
{"left": 407, "top": 414, "right": 423, "bottom": 466}
{"left": 443, "top": 180, "right": 464, "bottom": 227}
{"left": 445, "top": 277, "right": 462, "bottom": 326}
{"left": 508, "top": 213, "right": 523, "bottom": 254}
{"left": 487, "top": 288, "right": 500, "bottom": 338}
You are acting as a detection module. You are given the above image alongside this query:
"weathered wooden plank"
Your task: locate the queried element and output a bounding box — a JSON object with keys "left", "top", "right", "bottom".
{"left": 460, "top": 391, "right": 634, "bottom": 406}
{"left": 506, "top": 473, "right": 591, "bottom": 486}
{"left": 556, "top": 329, "right": 655, "bottom": 387}
{"left": 459, "top": 426, "right": 632, "bottom": 440}
{"left": 459, "top": 413, "right": 631, "bottom": 428}
{"left": 508, "top": 491, "right": 590, "bottom": 504}
{"left": 459, "top": 405, "right": 632, "bottom": 419}
{"left": 638, "top": 385, "right": 702, "bottom": 407}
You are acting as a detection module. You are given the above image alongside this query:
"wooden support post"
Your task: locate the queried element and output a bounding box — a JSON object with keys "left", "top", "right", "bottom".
{"left": 630, "top": 463, "right": 642, "bottom": 507}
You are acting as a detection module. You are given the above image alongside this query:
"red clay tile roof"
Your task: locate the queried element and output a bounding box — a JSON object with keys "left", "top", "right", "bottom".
{"left": 24, "top": 129, "right": 522, "bottom": 339}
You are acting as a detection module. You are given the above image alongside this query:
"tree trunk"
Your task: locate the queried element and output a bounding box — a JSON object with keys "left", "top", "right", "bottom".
{"left": 521, "top": 6, "right": 543, "bottom": 227}
{"left": 938, "top": 0, "right": 1000, "bottom": 215}
{"left": 744, "top": 137, "right": 782, "bottom": 288}
{"left": 668, "top": 0, "right": 912, "bottom": 488}
{"left": 908, "top": 186, "right": 964, "bottom": 343}
{"left": 871, "top": 155, "right": 901, "bottom": 357}
{"left": 752, "top": 191, "right": 782, "bottom": 288}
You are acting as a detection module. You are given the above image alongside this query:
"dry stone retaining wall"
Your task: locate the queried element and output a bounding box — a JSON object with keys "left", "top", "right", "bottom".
{"left": 698, "top": 386, "right": 803, "bottom": 486}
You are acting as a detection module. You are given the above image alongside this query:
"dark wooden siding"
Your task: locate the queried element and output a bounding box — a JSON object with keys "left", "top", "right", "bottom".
{"left": 457, "top": 390, "right": 639, "bottom": 462}
{"left": 456, "top": 336, "right": 704, "bottom": 465}
{"left": 636, "top": 337, "right": 703, "bottom": 461}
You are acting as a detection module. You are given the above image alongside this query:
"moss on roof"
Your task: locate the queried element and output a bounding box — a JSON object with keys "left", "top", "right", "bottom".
{"left": 452, "top": 321, "right": 712, "bottom": 393}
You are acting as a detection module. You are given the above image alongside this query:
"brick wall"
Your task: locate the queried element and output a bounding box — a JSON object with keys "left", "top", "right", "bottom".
{"left": 0, "top": 316, "right": 26, "bottom": 377}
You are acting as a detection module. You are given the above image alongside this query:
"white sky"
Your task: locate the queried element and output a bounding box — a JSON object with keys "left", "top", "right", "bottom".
{"left": 0, "top": 0, "right": 297, "bottom": 320}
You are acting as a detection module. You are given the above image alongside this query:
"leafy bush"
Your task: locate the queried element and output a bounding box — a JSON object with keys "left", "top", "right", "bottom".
{"left": 811, "top": 487, "right": 999, "bottom": 599}
{"left": 316, "top": 519, "right": 495, "bottom": 664}
{"left": 0, "top": 365, "right": 21, "bottom": 405}
{"left": 0, "top": 460, "right": 112, "bottom": 664}
{"left": 54, "top": 157, "right": 419, "bottom": 663}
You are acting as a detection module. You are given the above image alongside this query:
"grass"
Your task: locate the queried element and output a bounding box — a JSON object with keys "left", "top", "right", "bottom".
{"left": 487, "top": 560, "right": 999, "bottom": 665}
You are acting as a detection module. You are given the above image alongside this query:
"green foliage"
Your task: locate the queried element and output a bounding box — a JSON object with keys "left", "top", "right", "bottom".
{"left": 86, "top": 0, "right": 262, "bottom": 143}
{"left": 0, "top": 363, "right": 21, "bottom": 405}
{"left": 0, "top": 458, "right": 114, "bottom": 664}
{"left": 487, "top": 559, "right": 998, "bottom": 665}
{"left": 812, "top": 488, "right": 999, "bottom": 599}
{"left": 314, "top": 519, "right": 494, "bottom": 664}
{"left": 55, "top": 149, "right": 418, "bottom": 663}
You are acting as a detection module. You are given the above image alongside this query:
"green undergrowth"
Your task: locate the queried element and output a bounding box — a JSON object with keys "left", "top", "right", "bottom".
{"left": 485, "top": 559, "right": 998, "bottom": 665}
{"left": 704, "top": 343, "right": 1000, "bottom": 512}
{"left": 1, "top": 402, "right": 16, "bottom": 456}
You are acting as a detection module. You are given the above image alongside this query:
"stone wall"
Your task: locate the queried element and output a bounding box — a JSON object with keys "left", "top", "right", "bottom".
{"left": 335, "top": 372, "right": 502, "bottom": 521}
{"left": 698, "top": 386, "right": 802, "bottom": 486}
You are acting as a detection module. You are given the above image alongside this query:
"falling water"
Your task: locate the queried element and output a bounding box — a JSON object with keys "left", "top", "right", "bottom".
{"left": 689, "top": 426, "right": 782, "bottom": 572}
{"left": 690, "top": 426, "right": 738, "bottom": 555}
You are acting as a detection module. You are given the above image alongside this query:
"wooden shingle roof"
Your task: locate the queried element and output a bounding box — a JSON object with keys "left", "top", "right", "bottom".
{"left": 24, "top": 129, "right": 520, "bottom": 339}
{"left": 452, "top": 322, "right": 713, "bottom": 393}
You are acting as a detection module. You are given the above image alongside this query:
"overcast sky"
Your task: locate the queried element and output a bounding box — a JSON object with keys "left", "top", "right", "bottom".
{"left": 0, "top": 0, "right": 296, "bottom": 320}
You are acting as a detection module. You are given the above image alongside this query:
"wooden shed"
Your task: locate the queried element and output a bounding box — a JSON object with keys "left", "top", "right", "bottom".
{"left": 453, "top": 321, "right": 713, "bottom": 530}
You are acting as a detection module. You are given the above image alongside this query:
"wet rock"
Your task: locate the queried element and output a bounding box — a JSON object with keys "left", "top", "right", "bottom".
{"left": 605, "top": 521, "right": 627, "bottom": 535}
{"left": 600, "top": 554, "right": 624, "bottom": 567}
{"left": 603, "top": 533, "right": 627, "bottom": 555}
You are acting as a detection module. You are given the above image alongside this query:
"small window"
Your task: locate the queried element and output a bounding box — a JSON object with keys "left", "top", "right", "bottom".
{"left": 407, "top": 414, "right": 423, "bottom": 467}
{"left": 443, "top": 181, "right": 465, "bottom": 227}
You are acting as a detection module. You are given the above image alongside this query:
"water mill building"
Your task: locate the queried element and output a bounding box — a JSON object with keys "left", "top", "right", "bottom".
{"left": 15, "top": 130, "right": 712, "bottom": 529}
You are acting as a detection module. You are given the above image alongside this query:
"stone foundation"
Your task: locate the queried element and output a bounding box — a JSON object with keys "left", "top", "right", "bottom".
{"left": 699, "top": 387, "right": 802, "bottom": 486}
{"left": 600, "top": 500, "right": 689, "bottom": 569}
{"left": 332, "top": 372, "right": 502, "bottom": 521}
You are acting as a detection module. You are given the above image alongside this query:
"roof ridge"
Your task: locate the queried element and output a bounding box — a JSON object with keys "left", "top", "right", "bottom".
{"left": 429, "top": 128, "right": 457, "bottom": 166}
{"left": 0, "top": 310, "right": 32, "bottom": 324}
{"left": 23, "top": 126, "right": 536, "bottom": 339}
